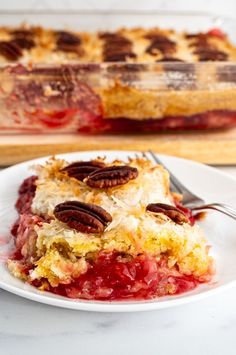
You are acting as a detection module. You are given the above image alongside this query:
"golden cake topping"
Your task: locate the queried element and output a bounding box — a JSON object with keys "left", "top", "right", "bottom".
{"left": 0, "top": 25, "right": 234, "bottom": 63}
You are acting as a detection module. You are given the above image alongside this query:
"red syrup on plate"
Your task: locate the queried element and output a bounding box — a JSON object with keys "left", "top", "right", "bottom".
{"left": 15, "top": 175, "right": 37, "bottom": 214}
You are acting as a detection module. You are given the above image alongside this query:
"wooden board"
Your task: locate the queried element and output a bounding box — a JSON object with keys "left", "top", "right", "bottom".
{"left": 1, "top": 129, "right": 236, "bottom": 166}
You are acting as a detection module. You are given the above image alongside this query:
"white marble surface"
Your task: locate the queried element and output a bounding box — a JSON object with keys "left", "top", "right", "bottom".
{"left": 0, "top": 165, "right": 235, "bottom": 355}
{"left": 1, "top": 1, "right": 236, "bottom": 352}
{"left": 0, "top": 0, "right": 236, "bottom": 18}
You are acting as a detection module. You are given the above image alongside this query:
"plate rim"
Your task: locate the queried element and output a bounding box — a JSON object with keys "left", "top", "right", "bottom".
{"left": 1, "top": 150, "right": 236, "bottom": 312}
{"left": 1, "top": 275, "right": 236, "bottom": 312}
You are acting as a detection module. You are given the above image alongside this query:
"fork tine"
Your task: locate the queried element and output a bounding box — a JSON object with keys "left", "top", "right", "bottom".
{"left": 192, "top": 203, "right": 236, "bottom": 220}
{"left": 142, "top": 151, "right": 148, "bottom": 159}
{"left": 143, "top": 151, "right": 176, "bottom": 191}
{"left": 146, "top": 150, "right": 182, "bottom": 193}
{"left": 142, "top": 151, "right": 150, "bottom": 161}
{"left": 143, "top": 150, "right": 205, "bottom": 206}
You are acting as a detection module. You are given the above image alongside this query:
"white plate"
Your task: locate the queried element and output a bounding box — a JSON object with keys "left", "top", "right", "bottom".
{"left": 0, "top": 150, "right": 236, "bottom": 312}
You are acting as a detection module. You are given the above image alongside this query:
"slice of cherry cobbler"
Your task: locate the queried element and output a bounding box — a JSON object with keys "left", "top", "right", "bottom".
{"left": 8, "top": 157, "right": 213, "bottom": 300}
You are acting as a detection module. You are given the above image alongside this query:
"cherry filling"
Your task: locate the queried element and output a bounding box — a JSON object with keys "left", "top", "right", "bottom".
{"left": 79, "top": 110, "right": 236, "bottom": 133}
{"left": 6, "top": 109, "right": 236, "bottom": 133}
{"left": 15, "top": 175, "right": 37, "bottom": 215}
{"left": 47, "top": 252, "right": 200, "bottom": 300}
{"left": 25, "top": 108, "right": 81, "bottom": 128}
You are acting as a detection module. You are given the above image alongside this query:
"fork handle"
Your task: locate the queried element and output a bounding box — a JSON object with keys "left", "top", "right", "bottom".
{"left": 192, "top": 203, "right": 236, "bottom": 221}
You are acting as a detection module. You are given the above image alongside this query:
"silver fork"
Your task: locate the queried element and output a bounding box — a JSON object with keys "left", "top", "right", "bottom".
{"left": 141, "top": 150, "right": 236, "bottom": 221}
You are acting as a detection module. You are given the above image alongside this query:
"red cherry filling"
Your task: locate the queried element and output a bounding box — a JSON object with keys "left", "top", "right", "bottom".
{"left": 79, "top": 110, "right": 236, "bottom": 133}
{"left": 207, "top": 28, "right": 226, "bottom": 40}
{"left": 48, "top": 252, "right": 200, "bottom": 301}
{"left": 15, "top": 175, "right": 37, "bottom": 214}
{"left": 25, "top": 108, "right": 79, "bottom": 128}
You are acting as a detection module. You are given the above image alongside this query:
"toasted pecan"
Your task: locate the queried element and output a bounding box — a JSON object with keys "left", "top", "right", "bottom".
{"left": 55, "top": 30, "right": 82, "bottom": 54}
{"left": 146, "top": 203, "right": 189, "bottom": 224}
{"left": 10, "top": 28, "right": 35, "bottom": 49}
{"left": 54, "top": 200, "right": 112, "bottom": 233}
{"left": 86, "top": 165, "right": 138, "bottom": 188}
{"left": 101, "top": 32, "right": 136, "bottom": 62}
{"left": 0, "top": 40, "right": 22, "bottom": 61}
{"left": 145, "top": 35, "right": 176, "bottom": 55}
{"left": 11, "top": 37, "right": 35, "bottom": 50}
{"left": 61, "top": 160, "right": 106, "bottom": 181}
{"left": 194, "top": 48, "right": 228, "bottom": 61}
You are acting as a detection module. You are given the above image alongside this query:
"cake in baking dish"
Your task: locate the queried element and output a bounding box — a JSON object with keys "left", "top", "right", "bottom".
{"left": 8, "top": 157, "right": 213, "bottom": 300}
{"left": 0, "top": 25, "right": 236, "bottom": 133}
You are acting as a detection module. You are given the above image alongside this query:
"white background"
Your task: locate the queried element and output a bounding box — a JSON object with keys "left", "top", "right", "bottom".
{"left": 0, "top": 0, "right": 235, "bottom": 18}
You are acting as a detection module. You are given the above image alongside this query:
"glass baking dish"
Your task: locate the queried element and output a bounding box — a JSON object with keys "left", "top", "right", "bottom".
{"left": 0, "top": 10, "right": 236, "bottom": 134}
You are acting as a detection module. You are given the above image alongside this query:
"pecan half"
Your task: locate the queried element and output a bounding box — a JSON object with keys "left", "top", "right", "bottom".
{"left": 186, "top": 33, "right": 209, "bottom": 43}
{"left": 61, "top": 160, "right": 106, "bottom": 181}
{"left": 185, "top": 33, "right": 201, "bottom": 39}
{"left": 194, "top": 48, "right": 228, "bottom": 61}
{"left": 56, "top": 31, "right": 81, "bottom": 45}
{"left": 188, "top": 38, "right": 210, "bottom": 48}
{"left": 101, "top": 33, "right": 136, "bottom": 62}
{"left": 11, "top": 28, "right": 35, "bottom": 49}
{"left": 146, "top": 203, "right": 189, "bottom": 224}
{"left": 86, "top": 165, "right": 138, "bottom": 188}
{"left": 99, "top": 32, "right": 119, "bottom": 40}
{"left": 54, "top": 201, "right": 112, "bottom": 233}
{"left": 55, "top": 30, "right": 82, "bottom": 54}
{"left": 0, "top": 40, "right": 22, "bottom": 61}
{"left": 145, "top": 35, "right": 176, "bottom": 55}
{"left": 11, "top": 29, "right": 34, "bottom": 37}
{"left": 104, "top": 52, "right": 136, "bottom": 62}
{"left": 11, "top": 37, "right": 35, "bottom": 50}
